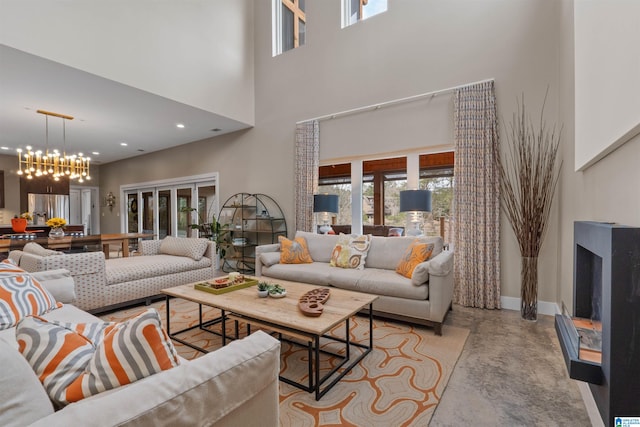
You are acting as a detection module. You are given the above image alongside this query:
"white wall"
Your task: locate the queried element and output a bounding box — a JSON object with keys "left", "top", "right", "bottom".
{"left": 98, "top": 0, "right": 564, "bottom": 303}
{"left": 558, "top": 0, "right": 640, "bottom": 313}
{"left": 0, "top": 0, "right": 255, "bottom": 125}
{"left": 574, "top": 0, "right": 640, "bottom": 170}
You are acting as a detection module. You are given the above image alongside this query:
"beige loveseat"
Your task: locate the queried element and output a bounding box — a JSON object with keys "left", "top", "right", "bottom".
{"left": 256, "top": 231, "right": 454, "bottom": 335}
{"left": 0, "top": 269, "right": 281, "bottom": 427}
{"left": 8, "top": 236, "right": 216, "bottom": 313}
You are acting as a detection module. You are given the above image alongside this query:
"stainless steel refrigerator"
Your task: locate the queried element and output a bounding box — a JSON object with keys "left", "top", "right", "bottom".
{"left": 28, "top": 193, "right": 70, "bottom": 226}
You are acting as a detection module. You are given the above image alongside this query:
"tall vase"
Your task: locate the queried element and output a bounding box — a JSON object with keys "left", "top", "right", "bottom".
{"left": 521, "top": 256, "right": 538, "bottom": 321}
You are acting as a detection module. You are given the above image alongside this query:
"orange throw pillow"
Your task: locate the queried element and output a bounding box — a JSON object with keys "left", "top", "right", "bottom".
{"left": 279, "top": 236, "right": 313, "bottom": 264}
{"left": 396, "top": 240, "right": 434, "bottom": 279}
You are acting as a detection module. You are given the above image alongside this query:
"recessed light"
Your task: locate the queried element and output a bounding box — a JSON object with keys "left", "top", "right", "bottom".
{"left": 0, "top": 147, "right": 9, "bottom": 150}
{"left": 92, "top": 151, "right": 100, "bottom": 155}
{"left": 176, "top": 123, "right": 185, "bottom": 129}
{"left": 120, "top": 142, "right": 128, "bottom": 146}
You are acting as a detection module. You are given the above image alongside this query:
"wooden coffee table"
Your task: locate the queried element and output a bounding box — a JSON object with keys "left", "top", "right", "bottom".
{"left": 162, "top": 279, "right": 378, "bottom": 400}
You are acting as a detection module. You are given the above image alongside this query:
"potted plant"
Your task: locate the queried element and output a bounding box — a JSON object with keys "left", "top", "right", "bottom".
{"left": 181, "top": 206, "right": 230, "bottom": 257}
{"left": 46, "top": 217, "right": 67, "bottom": 239}
{"left": 494, "top": 93, "right": 562, "bottom": 321}
{"left": 257, "top": 282, "right": 270, "bottom": 298}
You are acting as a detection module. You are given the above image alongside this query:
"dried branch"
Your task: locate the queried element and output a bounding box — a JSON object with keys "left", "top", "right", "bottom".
{"left": 494, "top": 92, "right": 562, "bottom": 258}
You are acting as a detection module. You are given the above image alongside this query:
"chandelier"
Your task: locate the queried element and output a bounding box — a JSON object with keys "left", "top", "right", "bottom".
{"left": 17, "top": 109, "right": 91, "bottom": 182}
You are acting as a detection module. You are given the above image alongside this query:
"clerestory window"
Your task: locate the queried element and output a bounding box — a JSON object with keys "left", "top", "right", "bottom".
{"left": 342, "top": 0, "right": 387, "bottom": 28}
{"left": 273, "top": 0, "right": 306, "bottom": 56}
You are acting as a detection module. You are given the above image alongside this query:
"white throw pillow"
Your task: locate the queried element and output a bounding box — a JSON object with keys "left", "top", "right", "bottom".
{"left": 159, "top": 236, "right": 208, "bottom": 261}
{"left": 0, "top": 338, "right": 55, "bottom": 426}
{"left": 259, "top": 252, "right": 282, "bottom": 267}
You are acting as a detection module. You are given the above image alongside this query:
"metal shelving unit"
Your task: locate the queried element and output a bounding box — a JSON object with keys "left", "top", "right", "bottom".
{"left": 218, "top": 193, "right": 287, "bottom": 273}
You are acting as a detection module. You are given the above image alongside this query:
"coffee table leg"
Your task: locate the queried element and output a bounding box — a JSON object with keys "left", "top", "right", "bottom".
{"left": 221, "top": 309, "right": 227, "bottom": 346}
{"left": 315, "top": 335, "right": 321, "bottom": 400}
{"left": 165, "top": 295, "right": 171, "bottom": 335}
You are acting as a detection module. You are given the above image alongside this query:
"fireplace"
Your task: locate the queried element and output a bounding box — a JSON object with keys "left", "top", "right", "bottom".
{"left": 555, "top": 221, "right": 640, "bottom": 426}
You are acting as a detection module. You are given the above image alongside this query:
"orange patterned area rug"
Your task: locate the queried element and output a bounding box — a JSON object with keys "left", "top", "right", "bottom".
{"left": 101, "top": 298, "right": 469, "bottom": 427}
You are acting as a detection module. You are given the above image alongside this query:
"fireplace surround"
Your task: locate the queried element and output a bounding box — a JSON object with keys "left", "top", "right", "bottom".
{"left": 555, "top": 221, "right": 640, "bottom": 426}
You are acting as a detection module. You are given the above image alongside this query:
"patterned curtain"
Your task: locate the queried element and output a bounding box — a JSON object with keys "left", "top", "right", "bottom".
{"left": 294, "top": 120, "right": 319, "bottom": 232}
{"left": 452, "top": 81, "right": 501, "bottom": 309}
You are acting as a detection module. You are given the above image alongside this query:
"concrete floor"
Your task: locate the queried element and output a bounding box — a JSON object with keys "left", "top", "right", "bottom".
{"left": 430, "top": 305, "right": 595, "bottom": 427}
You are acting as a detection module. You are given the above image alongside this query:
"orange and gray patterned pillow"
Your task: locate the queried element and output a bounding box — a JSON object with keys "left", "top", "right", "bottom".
{"left": 0, "top": 261, "right": 62, "bottom": 330}
{"left": 278, "top": 235, "right": 314, "bottom": 264}
{"left": 396, "top": 240, "right": 435, "bottom": 278}
{"left": 15, "top": 308, "right": 180, "bottom": 408}
{"left": 159, "top": 236, "right": 209, "bottom": 261}
{"left": 330, "top": 233, "right": 372, "bottom": 270}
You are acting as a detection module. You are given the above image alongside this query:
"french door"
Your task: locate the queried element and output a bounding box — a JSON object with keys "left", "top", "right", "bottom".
{"left": 121, "top": 173, "right": 219, "bottom": 239}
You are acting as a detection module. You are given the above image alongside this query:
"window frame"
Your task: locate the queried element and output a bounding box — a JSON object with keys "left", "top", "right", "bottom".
{"left": 273, "top": 0, "right": 306, "bottom": 56}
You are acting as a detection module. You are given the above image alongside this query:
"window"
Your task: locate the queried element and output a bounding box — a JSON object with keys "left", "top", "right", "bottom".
{"left": 319, "top": 152, "right": 454, "bottom": 238}
{"left": 419, "top": 152, "right": 455, "bottom": 241}
{"left": 342, "top": 0, "right": 387, "bottom": 28}
{"left": 318, "top": 163, "right": 352, "bottom": 226}
{"left": 273, "top": 0, "right": 306, "bottom": 56}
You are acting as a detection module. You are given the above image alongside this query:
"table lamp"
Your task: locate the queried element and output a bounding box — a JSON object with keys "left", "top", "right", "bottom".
{"left": 313, "top": 194, "right": 339, "bottom": 234}
{"left": 399, "top": 189, "right": 432, "bottom": 236}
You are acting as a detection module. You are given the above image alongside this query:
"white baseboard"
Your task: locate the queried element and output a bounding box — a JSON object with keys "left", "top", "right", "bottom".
{"left": 500, "top": 296, "right": 561, "bottom": 316}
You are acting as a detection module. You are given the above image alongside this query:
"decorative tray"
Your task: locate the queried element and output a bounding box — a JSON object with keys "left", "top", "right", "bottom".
{"left": 194, "top": 277, "right": 258, "bottom": 295}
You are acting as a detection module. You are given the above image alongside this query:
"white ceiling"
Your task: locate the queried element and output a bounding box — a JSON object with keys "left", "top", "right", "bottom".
{"left": 0, "top": 45, "right": 252, "bottom": 165}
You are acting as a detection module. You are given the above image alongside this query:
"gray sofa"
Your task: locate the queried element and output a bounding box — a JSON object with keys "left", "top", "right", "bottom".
{"left": 0, "top": 269, "right": 281, "bottom": 427}
{"left": 8, "top": 236, "right": 216, "bottom": 313}
{"left": 256, "top": 231, "right": 454, "bottom": 334}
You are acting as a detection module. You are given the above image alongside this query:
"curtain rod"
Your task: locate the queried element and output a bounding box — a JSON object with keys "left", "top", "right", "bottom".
{"left": 297, "top": 78, "right": 494, "bottom": 124}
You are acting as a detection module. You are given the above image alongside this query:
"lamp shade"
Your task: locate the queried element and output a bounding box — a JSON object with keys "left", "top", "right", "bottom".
{"left": 313, "top": 194, "right": 339, "bottom": 213}
{"left": 399, "top": 190, "right": 432, "bottom": 212}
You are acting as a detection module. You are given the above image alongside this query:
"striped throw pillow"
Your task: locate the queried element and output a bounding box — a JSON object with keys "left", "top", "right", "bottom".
{"left": 0, "top": 261, "right": 61, "bottom": 330}
{"left": 16, "top": 308, "right": 180, "bottom": 408}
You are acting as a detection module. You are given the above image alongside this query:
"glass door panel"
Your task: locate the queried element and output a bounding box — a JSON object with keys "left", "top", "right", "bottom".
{"left": 176, "top": 187, "right": 193, "bottom": 237}
{"left": 158, "top": 190, "right": 171, "bottom": 239}
{"left": 142, "top": 191, "right": 155, "bottom": 237}
{"left": 127, "top": 193, "right": 139, "bottom": 233}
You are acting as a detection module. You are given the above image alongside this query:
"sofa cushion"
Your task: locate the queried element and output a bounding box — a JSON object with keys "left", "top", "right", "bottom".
{"left": 366, "top": 235, "right": 443, "bottom": 270}
{"left": 329, "top": 233, "right": 372, "bottom": 270}
{"left": 328, "top": 268, "right": 429, "bottom": 300}
{"left": 278, "top": 235, "right": 313, "bottom": 264}
{"left": 0, "top": 261, "right": 62, "bottom": 330}
{"left": 23, "top": 242, "right": 62, "bottom": 256}
{"left": 105, "top": 255, "right": 211, "bottom": 285}
{"left": 159, "top": 236, "right": 208, "bottom": 261}
{"left": 261, "top": 262, "right": 333, "bottom": 286}
{"left": 30, "top": 269, "right": 76, "bottom": 304}
{"left": 396, "top": 241, "right": 434, "bottom": 278}
{"left": 16, "top": 308, "right": 180, "bottom": 408}
{"left": 0, "top": 337, "right": 55, "bottom": 427}
{"left": 295, "top": 231, "right": 339, "bottom": 263}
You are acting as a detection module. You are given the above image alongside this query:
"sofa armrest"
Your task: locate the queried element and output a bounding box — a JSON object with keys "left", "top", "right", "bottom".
{"left": 29, "top": 331, "right": 281, "bottom": 427}
{"left": 30, "top": 269, "right": 76, "bottom": 304}
{"left": 35, "top": 251, "right": 107, "bottom": 312}
{"left": 255, "top": 244, "right": 280, "bottom": 277}
{"left": 424, "top": 250, "right": 454, "bottom": 324}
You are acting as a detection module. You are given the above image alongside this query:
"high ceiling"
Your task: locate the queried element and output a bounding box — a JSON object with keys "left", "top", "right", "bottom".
{"left": 0, "top": 45, "right": 251, "bottom": 165}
